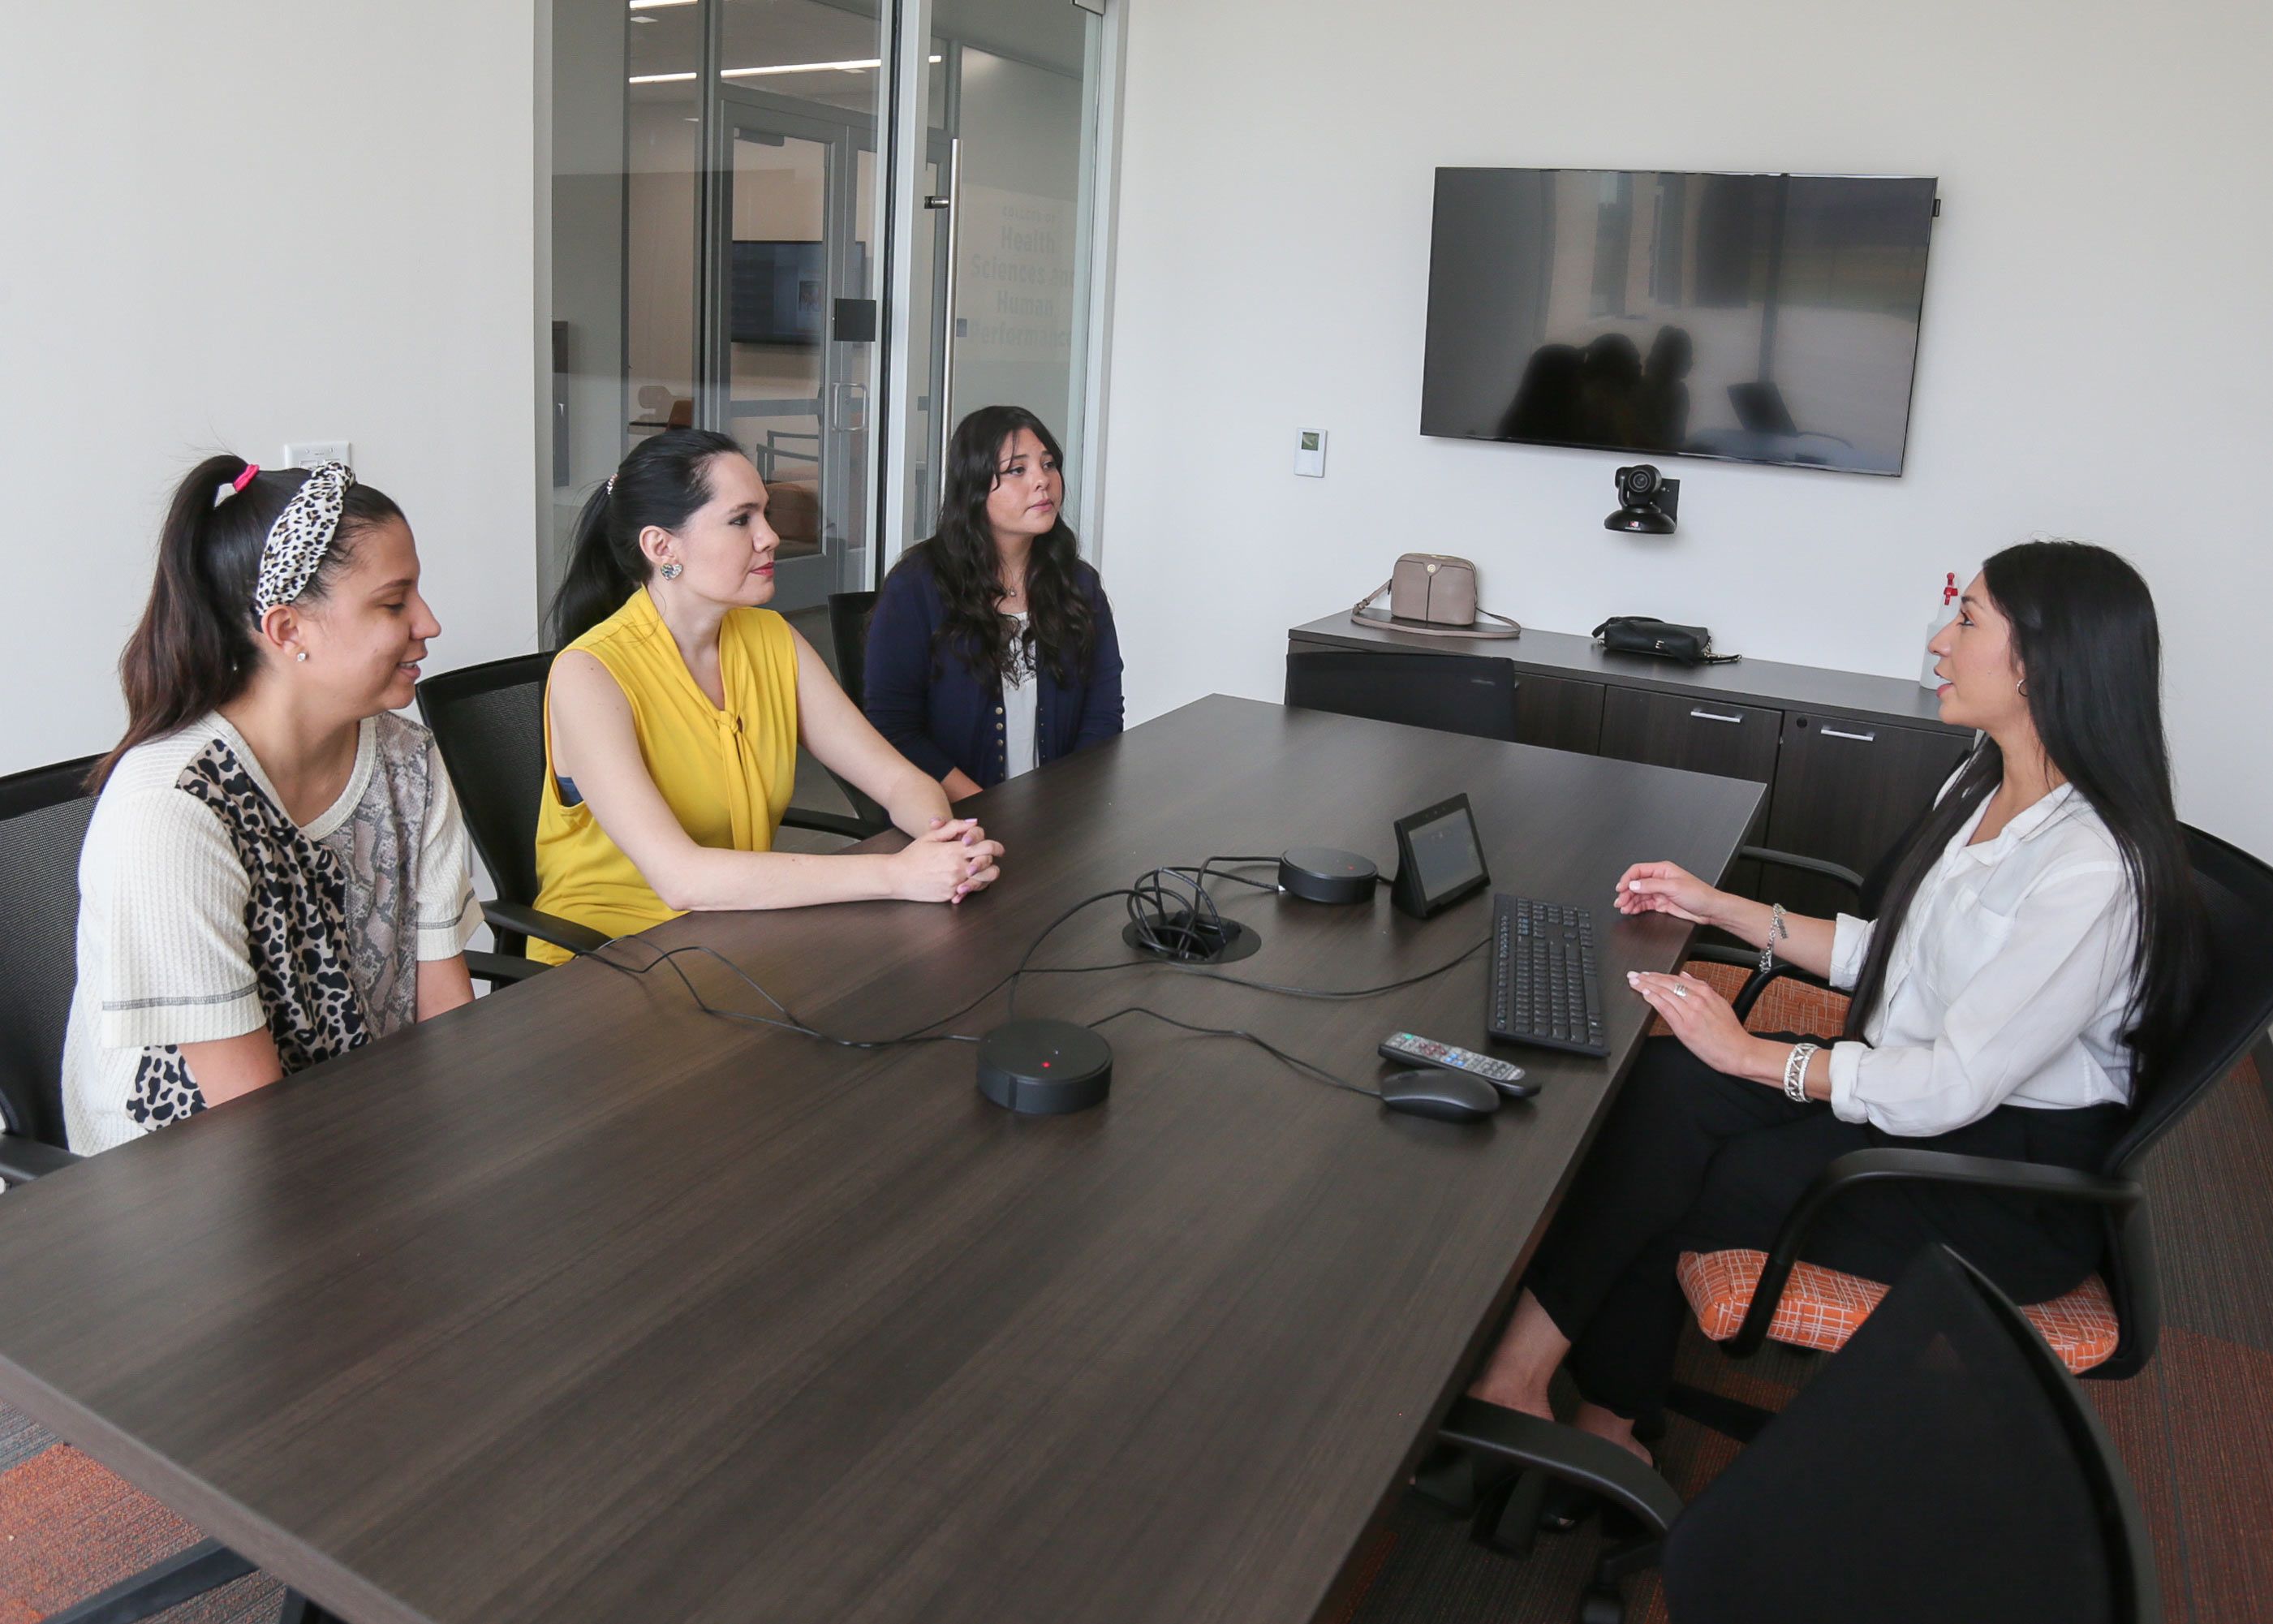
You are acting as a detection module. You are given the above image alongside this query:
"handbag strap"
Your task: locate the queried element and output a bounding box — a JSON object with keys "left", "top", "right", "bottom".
{"left": 1350, "top": 603, "right": 1522, "bottom": 640}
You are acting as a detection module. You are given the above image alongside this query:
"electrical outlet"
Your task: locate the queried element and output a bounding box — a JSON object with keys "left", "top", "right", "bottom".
{"left": 284, "top": 440, "right": 351, "bottom": 469}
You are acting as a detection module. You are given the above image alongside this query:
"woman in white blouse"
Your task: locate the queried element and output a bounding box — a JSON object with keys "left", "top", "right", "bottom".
{"left": 1468, "top": 538, "right": 2207, "bottom": 1470}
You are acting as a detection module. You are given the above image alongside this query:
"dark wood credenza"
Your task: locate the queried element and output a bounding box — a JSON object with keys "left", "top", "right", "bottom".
{"left": 1288, "top": 613, "right": 1975, "bottom": 915}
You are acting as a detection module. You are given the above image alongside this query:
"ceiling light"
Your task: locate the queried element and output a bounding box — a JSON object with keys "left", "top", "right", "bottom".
{"left": 627, "top": 54, "right": 936, "bottom": 84}
{"left": 632, "top": 54, "right": 941, "bottom": 85}
{"left": 628, "top": 1, "right": 696, "bottom": 10}
{"left": 723, "top": 58, "right": 880, "bottom": 76}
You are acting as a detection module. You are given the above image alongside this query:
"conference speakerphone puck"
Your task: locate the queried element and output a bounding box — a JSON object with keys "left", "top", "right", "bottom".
{"left": 977, "top": 1019, "right": 1114, "bottom": 1115}
{"left": 1278, "top": 846, "right": 1379, "bottom": 905}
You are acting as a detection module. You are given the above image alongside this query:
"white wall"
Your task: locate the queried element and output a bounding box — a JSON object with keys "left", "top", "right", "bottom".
{"left": 1100, "top": 0, "right": 2273, "bottom": 859}
{"left": 0, "top": 0, "right": 540, "bottom": 775}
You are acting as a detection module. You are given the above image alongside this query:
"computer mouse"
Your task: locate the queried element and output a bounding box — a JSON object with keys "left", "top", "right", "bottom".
{"left": 1378, "top": 1068, "right": 1500, "bottom": 1122}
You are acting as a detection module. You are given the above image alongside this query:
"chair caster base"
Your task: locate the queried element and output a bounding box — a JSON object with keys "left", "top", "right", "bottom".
{"left": 1472, "top": 1467, "right": 1551, "bottom": 1557}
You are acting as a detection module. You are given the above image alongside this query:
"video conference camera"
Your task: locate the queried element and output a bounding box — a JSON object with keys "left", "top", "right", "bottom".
{"left": 1605, "top": 463, "right": 1680, "bottom": 534}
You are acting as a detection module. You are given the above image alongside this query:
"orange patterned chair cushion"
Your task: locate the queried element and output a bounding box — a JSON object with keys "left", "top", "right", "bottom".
{"left": 1658, "top": 958, "right": 1853, "bottom": 1040}
{"left": 1677, "top": 1247, "right": 2120, "bottom": 1374}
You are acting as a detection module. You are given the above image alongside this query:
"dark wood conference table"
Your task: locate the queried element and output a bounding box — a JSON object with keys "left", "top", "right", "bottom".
{"left": 0, "top": 696, "right": 1760, "bottom": 1624}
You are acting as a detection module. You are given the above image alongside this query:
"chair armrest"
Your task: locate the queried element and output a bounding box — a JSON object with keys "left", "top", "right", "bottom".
{"left": 482, "top": 901, "right": 611, "bottom": 957}
{"left": 1683, "top": 942, "right": 1763, "bottom": 972}
{"left": 465, "top": 950, "right": 544, "bottom": 987}
{"left": 1728, "top": 1147, "right": 2143, "bottom": 1356}
{"left": 1734, "top": 962, "right": 1839, "bottom": 1024}
{"left": 1437, "top": 1398, "right": 1683, "bottom": 1536}
{"left": 1737, "top": 845, "right": 1866, "bottom": 898}
{"left": 782, "top": 806, "right": 889, "bottom": 842}
{"left": 1, "top": 1131, "right": 82, "bottom": 1182}
{"left": 1677, "top": 945, "right": 1840, "bottom": 1025}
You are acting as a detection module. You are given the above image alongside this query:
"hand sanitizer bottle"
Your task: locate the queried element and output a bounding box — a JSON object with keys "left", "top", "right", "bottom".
{"left": 1920, "top": 572, "right": 1959, "bottom": 689}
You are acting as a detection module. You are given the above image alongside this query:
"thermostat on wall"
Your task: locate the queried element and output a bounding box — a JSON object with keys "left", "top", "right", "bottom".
{"left": 1294, "top": 428, "right": 1327, "bottom": 478}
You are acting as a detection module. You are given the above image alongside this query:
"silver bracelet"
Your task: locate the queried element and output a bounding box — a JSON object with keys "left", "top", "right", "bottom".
{"left": 1784, "top": 1042, "right": 1818, "bottom": 1103}
{"left": 1759, "top": 902, "right": 1789, "bottom": 976}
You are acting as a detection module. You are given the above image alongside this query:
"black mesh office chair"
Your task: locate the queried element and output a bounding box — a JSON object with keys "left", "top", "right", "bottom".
{"left": 415, "top": 652, "right": 877, "bottom": 962}
{"left": 1284, "top": 649, "right": 1518, "bottom": 742}
{"left": 824, "top": 589, "right": 891, "bottom": 829}
{"left": 0, "top": 755, "right": 100, "bottom": 1182}
{"left": 829, "top": 590, "right": 878, "bottom": 712}
{"left": 1444, "top": 1245, "right": 2157, "bottom": 1624}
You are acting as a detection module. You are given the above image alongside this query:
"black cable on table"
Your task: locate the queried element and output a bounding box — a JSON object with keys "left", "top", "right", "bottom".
{"left": 1085, "top": 1005, "right": 1380, "bottom": 1099}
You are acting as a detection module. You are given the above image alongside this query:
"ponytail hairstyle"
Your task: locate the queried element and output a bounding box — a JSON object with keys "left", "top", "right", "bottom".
{"left": 1842, "top": 539, "right": 2207, "bottom": 1083}
{"left": 549, "top": 427, "right": 746, "bottom": 645}
{"left": 92, "top": 456, "right": 404, "bottom": 790}
{"left": 902, "top": 404, "right": 1095, "bottom": 685}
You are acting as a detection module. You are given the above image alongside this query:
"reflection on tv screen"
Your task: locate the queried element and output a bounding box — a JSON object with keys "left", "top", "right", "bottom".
{"left": 1419, "top": 170, "right": 1937, "bottom": 476}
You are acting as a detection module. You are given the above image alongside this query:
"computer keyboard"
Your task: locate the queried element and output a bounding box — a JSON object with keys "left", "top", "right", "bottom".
{"left": 1486, "top": 894, "right": 1608, "bottom": 1058}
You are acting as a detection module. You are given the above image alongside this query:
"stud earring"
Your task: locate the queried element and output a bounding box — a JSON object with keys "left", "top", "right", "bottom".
{"left": 295, "top": 651, "right": 308, "bottom": 664}
{"left": 661, "top": 562, "right": 682, "bottom": 581}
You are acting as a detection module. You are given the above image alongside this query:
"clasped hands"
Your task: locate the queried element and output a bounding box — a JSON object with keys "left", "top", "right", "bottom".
{"left": 899, "top": 816, "right": 1005, "bottom": 905}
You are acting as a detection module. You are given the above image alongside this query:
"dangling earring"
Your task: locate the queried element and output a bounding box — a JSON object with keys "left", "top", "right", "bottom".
{"left": 660, "top": 562, "right": 682, "bottom": 581}
{"left": 2015, "top": 678, "right": 2027, "bottom": 697}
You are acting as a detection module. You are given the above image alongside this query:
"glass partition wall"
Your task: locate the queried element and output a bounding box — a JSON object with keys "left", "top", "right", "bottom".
{"left": 547, "top": 0, "right": 1106, "bottom": 626}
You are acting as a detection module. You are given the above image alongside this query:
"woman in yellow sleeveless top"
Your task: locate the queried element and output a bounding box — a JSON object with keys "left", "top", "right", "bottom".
{"left": 530, "top": 429, "right": 1005, "bottom": 962}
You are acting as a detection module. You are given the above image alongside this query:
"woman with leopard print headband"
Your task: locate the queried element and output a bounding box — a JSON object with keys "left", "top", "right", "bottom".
{"left": 62, "top": 455, "right": 482, "bottom": 1152}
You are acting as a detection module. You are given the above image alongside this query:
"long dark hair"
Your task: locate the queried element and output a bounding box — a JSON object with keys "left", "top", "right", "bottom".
{"left": 1843, "top": 539, "right": 2206, "bottom": 1082}
{"left": 93, "top": 456, "right": 403, "bottom": 790}
{"left": 550, "top": 427, "right": 745, "bottom": 644}
{"left": 898, "top": 405, "right": 1095, "bottom": 683}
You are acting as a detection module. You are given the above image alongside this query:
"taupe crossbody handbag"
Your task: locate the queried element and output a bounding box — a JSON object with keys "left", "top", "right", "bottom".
{"left": 1350, "top": 554, "right": 1521, "bottom": 640}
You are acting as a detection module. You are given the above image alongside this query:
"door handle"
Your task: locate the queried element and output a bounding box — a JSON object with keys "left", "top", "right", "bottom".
{"left": 1821, "top": 726, "right": 1877, "bottom": 743}
{"left": 1690, "top": 709, "right": 1745, "bottom": 725}
{"left": 930, "top": 137, "right": 962, "bottom": 498}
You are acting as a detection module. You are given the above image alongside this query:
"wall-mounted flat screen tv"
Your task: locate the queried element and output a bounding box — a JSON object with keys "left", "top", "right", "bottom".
{"left": 730, "top": 239, "right": 826, "bottom": 345}
{"left": 1419, "top": 170, "right": 1938, "bottom": 476}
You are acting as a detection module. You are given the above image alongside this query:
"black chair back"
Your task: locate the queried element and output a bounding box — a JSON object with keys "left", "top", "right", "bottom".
{"left": 1284, "top": 650, "right": 1518, "bottom": 743}
{"left": 823, "top": 590, "right": 891, "bottom": 828}
{"left": 0, "top": 756, "right": 101, "bottom": 1148}
{"left": 415, "top": 653, "right": 555, "bottom": 913}
{"left": 828, "top": 590, "right": 879, "bottom": 712}
{"left": 1663, "top": 1245, "right": 2155, "bottom": 1624}
{"left": 2077, "top": 825, "right": 2273, "bottom": 1381}
{"left": 2107, "top": 825, "right": 2273, "bottom": 1175}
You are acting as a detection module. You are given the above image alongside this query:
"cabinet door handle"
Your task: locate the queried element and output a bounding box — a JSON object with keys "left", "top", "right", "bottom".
{"left": 1690, "top": 709, "right": 1745, "bottom": 725}
{"left": 1822, "top": 726, "right": 1877, "bottom": 743}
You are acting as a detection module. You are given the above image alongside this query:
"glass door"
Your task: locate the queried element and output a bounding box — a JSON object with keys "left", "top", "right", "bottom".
{"left": 711, "top": 93, "right": 874, "bottom": 612}
{"left": 893, "top": 1, "right": 1103, "bottom": 561}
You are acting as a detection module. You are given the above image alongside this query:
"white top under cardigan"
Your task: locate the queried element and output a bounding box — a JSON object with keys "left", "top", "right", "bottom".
{"left": 1823, "top": 778, "right": 2139, "bottom": 1137}
{"left": 1001, "top": 612, "right": 1040, "bottom": 778}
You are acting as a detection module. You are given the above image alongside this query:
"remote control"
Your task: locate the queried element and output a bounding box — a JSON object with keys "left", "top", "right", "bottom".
{"left": 1378, "top": 1032, "right": 1535, "bottom": 1098}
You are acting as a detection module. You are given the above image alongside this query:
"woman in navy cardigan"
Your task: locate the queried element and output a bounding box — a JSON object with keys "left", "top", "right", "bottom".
{"left": 864, "top": 406, "right": 1124, "bottom": 797}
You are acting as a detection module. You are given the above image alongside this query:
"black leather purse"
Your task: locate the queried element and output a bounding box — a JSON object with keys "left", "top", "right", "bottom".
{"left": 1591, "top": 616, "right": 1740, "bottom": 666}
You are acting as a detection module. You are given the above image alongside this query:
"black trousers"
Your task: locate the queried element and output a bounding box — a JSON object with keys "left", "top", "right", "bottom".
{"left": 1525, "top": 1035, "right": 2122, "bottom": 1424}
